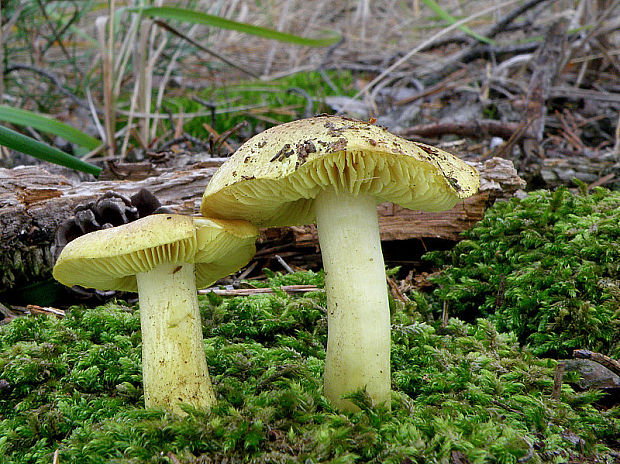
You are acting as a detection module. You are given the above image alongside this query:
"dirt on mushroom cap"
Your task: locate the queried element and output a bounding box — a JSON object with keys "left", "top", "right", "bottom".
{"left": 201, "top": 116, "right": 480, "bottom": 227}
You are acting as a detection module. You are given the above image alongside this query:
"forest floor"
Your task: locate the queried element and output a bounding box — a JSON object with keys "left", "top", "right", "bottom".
{"left": 0, "top": 1, "right": 619, "bottom": 463}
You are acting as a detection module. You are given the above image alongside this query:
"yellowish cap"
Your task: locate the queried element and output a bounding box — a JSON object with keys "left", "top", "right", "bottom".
{"left": 201, "top": 116, "right": 480, "bottom": 226}
{"left": 53, "top": 214, "right": 258, "bottom": 291}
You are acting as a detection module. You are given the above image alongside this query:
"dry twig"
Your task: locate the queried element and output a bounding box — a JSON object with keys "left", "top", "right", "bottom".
{"left": 199, "top": 285, "right": 322, "bottom": 297}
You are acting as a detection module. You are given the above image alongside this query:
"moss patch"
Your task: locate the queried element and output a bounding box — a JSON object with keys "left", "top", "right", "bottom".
{"left": 0, "top": 270, "right": 617, "bottom": 463}
{"left": 426, "top": 186, "right": 620, "bottom": 358}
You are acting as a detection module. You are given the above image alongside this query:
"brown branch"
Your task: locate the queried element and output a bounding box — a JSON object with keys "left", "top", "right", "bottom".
{"left": 421, "top": 0, "right": 555, "bottom": 52}
{"left": 524, "top": 18, "right": 570, "bottom": 142}
{"left": 419, "top": 0, "right": 557, "bottom": 82}
{"left": 573, "top": 349, "right": 620, "bottom": 377}
{"left": 398, "top": 120, "right": 520, "bottom": 140}
{"left": 4, "top": 63, "right": 95, "bottom": 112}
{"left": 486, "top": 0, "right": 555, "bottom": 39}
{"left": 552, "top": 362, "right": 565, "bottom": 399}
{"left": 35, "top": 0, "right": 81, "bottom": 79}
{"left": 395, "top": 69, "right": 469, "bottom": 106}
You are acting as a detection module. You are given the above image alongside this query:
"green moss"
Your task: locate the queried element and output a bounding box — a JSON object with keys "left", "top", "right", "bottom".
{"left": 0, "top": 270, "right": 617, "bottom": 463}
{"left": 0, "top": 303, "right": 142, "bottom": 463}
{"left": 425, "top": 187, "right": 620, "bottom": 358}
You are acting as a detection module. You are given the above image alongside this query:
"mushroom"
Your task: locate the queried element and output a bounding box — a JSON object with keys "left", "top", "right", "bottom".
{"left": 53, "top": 213, "right": 258, "bottom": 414}
{"left": 200, "top": 116, "right": 480, "bottom": 411}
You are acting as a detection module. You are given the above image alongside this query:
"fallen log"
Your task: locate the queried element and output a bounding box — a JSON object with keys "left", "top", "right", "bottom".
{"left": 0, "top": 157, "right": 523, "bottom": 292}
{"left": 0, "top": 162, "right": 222, "bottom": 292}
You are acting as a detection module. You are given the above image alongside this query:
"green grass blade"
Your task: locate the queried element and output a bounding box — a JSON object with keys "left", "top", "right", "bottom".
{"left": 0, "top": 105, "right": 101, "bottom": 151}
{"left": 126, "top": 6, "right": 340, "bottom": 47}
{"left": 421, "top": 0, "right": 494, "bottom": 45}
{"left": 0, "top": 125, "right": 101, "bottom": 176}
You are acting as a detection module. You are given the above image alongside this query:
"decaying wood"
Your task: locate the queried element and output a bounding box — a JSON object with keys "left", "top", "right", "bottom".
{"left": 0, "top": 163, "right": 221, "bottom": 291}
{"left": 537, "top": 153, "right": 620, "bottom": 190}
{"left": 0, "top": 157, "right": 523, "bottom": 292}
{"left": 563, "top": 358, "right": 620, "bottom": 391}
{"left": 573, "top": 349, "right": 620, "bottom": 378}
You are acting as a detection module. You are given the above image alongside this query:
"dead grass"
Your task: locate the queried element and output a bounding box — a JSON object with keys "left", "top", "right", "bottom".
{"left": 4, "top": 1, "right": 542, "bottom": 88}
{"left": 8, "top": 1, "right": 617, "bottom": 95}
{"left": 2, "top": 0, "right": 619, "bottom": 158}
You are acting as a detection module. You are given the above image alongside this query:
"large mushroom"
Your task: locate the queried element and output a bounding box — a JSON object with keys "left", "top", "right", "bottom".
{"left": 53, "top": 213, "right": 258, "bottom": 414}
{"left": 200, "top": 116, "right": 479, "bottom": 411}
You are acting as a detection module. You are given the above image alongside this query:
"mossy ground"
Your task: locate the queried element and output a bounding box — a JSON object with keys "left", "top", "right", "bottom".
{"left": 426, "top": 186, "right": 620, "bottom": 358}
{"left": 1, "top": 188, "right": 619, "bottom": 463}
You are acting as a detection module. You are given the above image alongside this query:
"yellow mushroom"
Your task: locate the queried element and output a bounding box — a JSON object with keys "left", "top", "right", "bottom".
{"left": 53, "top": 214, "right": 258, "bottom": 414}
{"left": 201, "top": 116, "right": 480, "bottom": 411}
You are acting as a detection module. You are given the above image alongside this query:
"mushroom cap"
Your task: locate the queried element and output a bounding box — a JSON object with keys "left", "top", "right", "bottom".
{"left": 53, "top": 214, "right": 258, "bottom": 292}
{"left": 201, "top": 116, "right": 480, "bottom": 227}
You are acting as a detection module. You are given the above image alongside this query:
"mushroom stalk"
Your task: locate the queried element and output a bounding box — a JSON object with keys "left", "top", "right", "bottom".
{"left": 315, "top": 189, "right": 391, "bottom": 411}
{"left": 136, "top": 262, "right": 216, "bottom": 414}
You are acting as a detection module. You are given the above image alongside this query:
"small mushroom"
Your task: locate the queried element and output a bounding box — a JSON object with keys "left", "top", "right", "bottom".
{"left": 201, "top": 116, "right": 480, "bottom": 411}
{"left": 53, "top": 214, "right": 258, "bottom": 414}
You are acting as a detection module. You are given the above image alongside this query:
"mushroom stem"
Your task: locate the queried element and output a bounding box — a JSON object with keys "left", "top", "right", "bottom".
{"left": 136, "top": 262, "right": 216, "bottom": 414}
{"left": 315, "top": 189, "right": 391, "bottom": 411}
